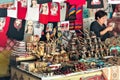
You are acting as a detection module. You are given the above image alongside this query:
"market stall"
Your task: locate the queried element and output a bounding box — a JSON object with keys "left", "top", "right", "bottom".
{"left": 9, "top": 30, "right": 120, "bottom": 80}
{"left": 0, "top": 0, "right": 120, "bottom": 80}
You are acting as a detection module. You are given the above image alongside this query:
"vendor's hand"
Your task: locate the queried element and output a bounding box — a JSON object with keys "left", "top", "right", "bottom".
{"left": 106, "top": 26, "right": 114, "bottom": 31}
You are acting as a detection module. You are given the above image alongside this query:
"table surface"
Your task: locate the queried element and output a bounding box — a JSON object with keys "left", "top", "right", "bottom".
{"left": 11, "top": 66, "right": 103, "bottom": 80}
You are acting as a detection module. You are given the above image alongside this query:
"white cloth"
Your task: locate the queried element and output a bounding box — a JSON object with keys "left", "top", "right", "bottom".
{"left": 7, "top": 0, "right": 17, "bottom": 18}
{"left": 52, "top": 0, "right": 65, "bottom": 3}
{"left": 60, "top": 21, "right": 69, "bottom": 31}
{"left": 34, "top": 23, "right": 44, "bottom": 38}
{"left": 60, "top": 2, "right": 67, "bottom": 21}
{"left": 108, "top": 0, "right": 120, "bottom": 4}
{"left": 25, "top": 0, "right": 39, "bottom": 21}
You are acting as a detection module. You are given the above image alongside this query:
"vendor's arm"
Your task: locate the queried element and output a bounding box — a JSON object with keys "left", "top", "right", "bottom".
{"left": 90, "top": 22, "right": 114, "bottom": 37}
{"left": 100, "top": 26, "right": 113, "bottom": 36}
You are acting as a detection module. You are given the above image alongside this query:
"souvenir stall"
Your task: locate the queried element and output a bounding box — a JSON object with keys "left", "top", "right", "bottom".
{"left": 0, "top": 0, "right": 120, "bottom": 80}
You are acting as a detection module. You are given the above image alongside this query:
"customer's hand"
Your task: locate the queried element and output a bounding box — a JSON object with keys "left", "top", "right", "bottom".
{"left": 113, "top": 31, "right": 118, "bottom": 37}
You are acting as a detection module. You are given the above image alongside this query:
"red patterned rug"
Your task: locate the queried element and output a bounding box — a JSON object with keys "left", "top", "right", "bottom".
{"left": 0, "top": 38, "right": 17, "bottom": 52}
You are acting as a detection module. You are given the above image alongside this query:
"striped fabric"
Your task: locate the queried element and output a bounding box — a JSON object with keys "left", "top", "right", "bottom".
{"left": 68, "top": 6, "right": 76, "bottom": 16}
{"left": 66, "top": 3, "right": 76, "bottom": 20}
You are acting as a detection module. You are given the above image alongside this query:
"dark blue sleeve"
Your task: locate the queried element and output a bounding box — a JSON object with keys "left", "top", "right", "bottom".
{"left": 90, "top": 22, "right": 101, "bottom": 37}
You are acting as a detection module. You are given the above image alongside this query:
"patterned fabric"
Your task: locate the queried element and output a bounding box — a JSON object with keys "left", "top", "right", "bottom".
{"left": 37, "top": 0, "right": 52, "bottom": 4}
{"left": 7, "top": 18, "right": 26, "bottom": 41}
{"left": 0, "top": 17, "right": 10, "bottom": 47}
{"left": 0, "top": 38, "right": 17, "bottom": 52}
{"left": 102, "top": 66, "right": 120, "bottom": 80}
{"left": 82, "top": 75, "right": 105, "bottom": 80}
{"left": 60, "top": 2, "right": 67, "bottom": 21}
{"left": 74, "top": 20, "right": 82, "bottom": 30}
{"left": 87, "top": 0, "right": 104, "bottom": 9}
{"left": 110, "top": 4, "right": 120, "bottom": 34}
{"left": 48, "top": 2, "right": 60, "bottom": 22}
{"left": 76, "top": 5, "right": 83, "bottom": 20}
{"left": 39, "top": 3, "right": 49, "bottom": 24}
{"left": 66, "top": 3, "right": 76, "bottom": 20}
{"left": 83, "top": 7, "right": 90, "bottom": 18}
{"left": 25, "top": 0, "right": 39, "bottom": 21}
{"left": 17, "top": 1, "right": 27, "bottom": 20}
{"left": 7, "top": 0, "right": 17, "bottom": 18}
{"left": 69, "top": 20, "right": 75, "bottom": 30}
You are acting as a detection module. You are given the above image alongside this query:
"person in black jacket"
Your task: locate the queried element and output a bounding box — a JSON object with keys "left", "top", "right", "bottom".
{"left": 90, "top": 10, "right": 114, "bottom": 41}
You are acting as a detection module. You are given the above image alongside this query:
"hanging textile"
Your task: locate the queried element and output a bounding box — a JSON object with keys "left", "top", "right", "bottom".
{"left": 0, "top": 17, "right": 10, "bottom": 47}
{"left": 7, "top": 0, "right": 17, "bottom": 18}
{"left": 48, "top": 2, "right": 60, "bottom": 22}
{"left": 69, "top": 20, "right": 75, "bottom": 30}
{"left": 60, "top": 21, "right": 69, "bottom": 31}
{"left": 34, "top": 23, "right": 45, "bottom": 38}
{"left": 87, "top": 0, "right": 104, "bottom": 9}
{"left": 74, "top": 20, "right": 82, "bottom": 30}
{"left": 76, "top": 5, "right": 83, "bottom": 21}
{"left": 65, "top": 3, "right": 76, "bottom": 20}
{"left": 108, "top": 4, "right": 120, "bottom": 34}
{"left": 60, "top": 2, "right": 67, "bottom": 21}
{"left": 7, "top": 18, "right": 26, "bottom": 41}
{"left": 108, "top": 0, "right": 120, "bottom": 4}
{"left": 39, "top": 3, "right": 49, "bottom": 24}
{"left": 37, "top": 0, "right": 52, "bottom": 4}
{"left": 66, "top": 0, "right": 86, "bottom": 6}
{"left": 17, "top": 0, "right": 27, "bottom": 19}
{"left": 25, "top": 0, "right": 40, "bottom": 21}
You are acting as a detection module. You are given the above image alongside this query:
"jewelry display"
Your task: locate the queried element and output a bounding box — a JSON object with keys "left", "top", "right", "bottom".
{"left": 13, "top": 29, "right": 120, "bottom": 77}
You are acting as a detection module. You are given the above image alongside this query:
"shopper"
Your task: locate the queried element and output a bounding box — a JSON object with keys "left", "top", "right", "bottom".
{"left": 112, "top": 4, "right": 120, "bottom": 17}
{"left": 112, "top": 4, "right": 120, "bottom": 35}
{"left": 90, "top": 10, "right": 114, "bottom": 41}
